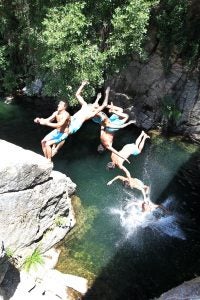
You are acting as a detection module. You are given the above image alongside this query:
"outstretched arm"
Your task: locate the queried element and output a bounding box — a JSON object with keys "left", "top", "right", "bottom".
{"left": 93, "top": 93, "right": 102, "bottom": 105}
{"left": 93, "top": 86, "right": 110, "bottom": 114}
{"left": 34, "top": 111, "right": 57, "bottom": 124}
{"left": 75, "top": 80, "right": 88, "bottom": 106}
{"left": 106, "top": 120, "right": 135, "bottom": 130}
{"left": 120, "top": 165, "right": 131, "bottom": 181}
{"left": 107, "top": 145, "right": 130, "bottom": 164}
{"left": 107, "top": 102, "right": 129, "bottom": 120}
{"left": 107, "top": 175, "right": 126, "bottom": 186}
{"left": 39, "top": 113, "right": 70, "bottom": 129}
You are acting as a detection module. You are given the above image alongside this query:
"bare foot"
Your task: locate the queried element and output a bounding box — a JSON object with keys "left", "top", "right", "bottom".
{"left": 143, "top": 132, "right": 150, "bottom": 139}
{"left": 145, "top": 133, "right": 150, "bottom": 139}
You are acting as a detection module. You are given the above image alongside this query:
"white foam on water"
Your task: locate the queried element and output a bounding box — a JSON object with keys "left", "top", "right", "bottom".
{"left": 108, "top": 195, "right": 186, "bottom": 241}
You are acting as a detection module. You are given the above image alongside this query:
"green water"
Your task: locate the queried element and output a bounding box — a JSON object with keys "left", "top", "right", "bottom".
{"left": 0, "top": 101, "right": 200, "bottom": 299}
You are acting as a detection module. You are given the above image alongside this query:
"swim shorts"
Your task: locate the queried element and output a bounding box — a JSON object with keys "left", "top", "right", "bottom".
{"left": 105, "top": 114, "right": 126, "bottom": 133}
{"left": 131, "top": 144, "right": 140, "bottom": 155}
{"left": 69, "top": 116, "right": 83, "bottom": 134}
{"left": 50, "top": 129, "right": 68, "bottom": 144}
{"left": 92, "top": 112, "right": 107, "bottom": 124}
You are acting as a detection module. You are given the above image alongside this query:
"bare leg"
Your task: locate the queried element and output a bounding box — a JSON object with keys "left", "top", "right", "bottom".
{"left": 137, "top": 133, "right": 150, "bottom": 152}
{"left": 41, "top": 141, "right": 48, "bottom": 158}
{"left": 135, "top": 131, "right": 146, "bottom": 148}
{"left": 107, "top": 145, "right": 130, "bottom": 163}
{"left": 45, "top": 140, "right": 56, "bottom": 161}
{"left": 52, "top": 140, "right": 65, "bottom": 157}
{"left": 41, "top": 130, "right": 56, "bottom": 159}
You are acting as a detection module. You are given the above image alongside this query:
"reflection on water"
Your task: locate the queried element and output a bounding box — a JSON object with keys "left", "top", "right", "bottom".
{"left": 0, "top": 100, "right": 200, "bottom": 299}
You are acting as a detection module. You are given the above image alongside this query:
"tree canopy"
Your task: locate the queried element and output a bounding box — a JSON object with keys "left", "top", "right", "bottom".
{"left": 0, "top": 0, "right": 158, "bottom": 103}
{"left": 1, "top": 0, "right": 198, "bottom": 104}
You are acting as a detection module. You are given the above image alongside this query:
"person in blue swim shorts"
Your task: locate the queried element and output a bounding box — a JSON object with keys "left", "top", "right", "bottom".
{"left": 107, "top": 131, "right": 150, "bottom": 180}
{"left": 34, "top": 100, "right": 70, "bottom": 161}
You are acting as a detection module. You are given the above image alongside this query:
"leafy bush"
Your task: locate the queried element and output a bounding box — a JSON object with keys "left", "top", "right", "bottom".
{"left": 156, "top": 0, "right": 200, "bottom": 70}
{"left": 23, "top": 248, "right": 44, "bottom": 272}
{"left": 161, "top": 95, "right": 181, "bottom": 129}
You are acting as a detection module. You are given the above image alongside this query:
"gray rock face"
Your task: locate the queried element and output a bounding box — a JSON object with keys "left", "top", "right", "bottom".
{"left": 0, "top": 140, "right": 52, "bottom": 193}
{"left": 109, "top": 49, "right": 200, "bottom": 142}
{"left": 156, "top": 277, "right": 200, "bottom": 299}
{"left": 0, "top": 140, "right": 76, "bottom": 258}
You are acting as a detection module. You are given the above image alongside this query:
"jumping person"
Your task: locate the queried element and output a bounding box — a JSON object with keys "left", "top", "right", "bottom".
{"left": 107, "top": 175, "right": 149, "bottom": 201}
{"left": 94, "top": 103, "right": 135, "bottom": 154}
{"left": 34, "top": 100, "right": 70, "bottom": 161}
{"left": 107, "top": 131, "right": 150, "bottom": 181}
{"left": 51, "top": 81, "right": 110, "bottom": 156}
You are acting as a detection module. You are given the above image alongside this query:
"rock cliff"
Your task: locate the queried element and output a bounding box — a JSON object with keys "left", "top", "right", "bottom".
{"left": 108, "top": 42, "right": 200, "bottom": 143}
{"left": 0, "top": 139, "right": 76, "bottom": 259}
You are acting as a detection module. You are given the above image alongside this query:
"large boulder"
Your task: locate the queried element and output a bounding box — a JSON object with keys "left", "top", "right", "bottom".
{"left": 0, "top": 140, "right": 76, "bottom": 258}
{"left": 108, "top": 48, "right": 200, "bottom": 142}
{"left": 156, "top": 277, "right": 200, "bottom": 299}
{"left": 0, "top": 140, "right": 52, "bottom": 193}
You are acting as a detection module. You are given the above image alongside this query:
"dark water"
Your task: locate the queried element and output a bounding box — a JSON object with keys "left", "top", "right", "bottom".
{"left": 1, "top": 101, "right": 200, "bottom": 299}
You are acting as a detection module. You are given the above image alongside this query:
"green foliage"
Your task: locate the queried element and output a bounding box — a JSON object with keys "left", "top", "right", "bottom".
{"left": 54, "top": 215, "right": 66, "bottom": 227}
{"left": 162, "top": 95, "right": 181, "bottom": 124}
{"left": 23, "top": 248, "right": 44, "bottom": 272}
{"left": 108, "top": 0, "right": 156, "bottom": 58}
{"left": 156, "top": 0, "right": 200, "bottom": 70}
{"left": 5, "top": 247, "right": 14, "bottom": 258}
{"left": 0, "top": 0, "right": 157, "bottom": 98}
{"left": 40, "top": 3, "right": 106, "bottom": 102}
{"left": 0, "top": 46, "right": 7, "bottom": 71}
{"left": 39, "top": 0, "right": 157, "bottom": 103}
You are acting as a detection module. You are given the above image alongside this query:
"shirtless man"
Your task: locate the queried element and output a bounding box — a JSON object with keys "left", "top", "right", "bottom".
{"left": 51, "top": 80, "right": 110, "bottom": 156}
{"left": 107, "top": 175, "right": 149, "bottom": 201}
{"left": 107, "top": 130, "right": 150, "bottom": 180}
{"left": 34, "top": 100, "right": 70, "bottom": 161}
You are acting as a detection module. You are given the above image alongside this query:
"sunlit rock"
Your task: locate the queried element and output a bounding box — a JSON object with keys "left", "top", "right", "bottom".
{"left": 0, "top": 140, "right": 76, "bottom": 257}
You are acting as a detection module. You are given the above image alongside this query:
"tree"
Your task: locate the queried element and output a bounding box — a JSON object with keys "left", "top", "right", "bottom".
{"left": 39, "top": 0, "right": 157, "bottom": 104}
{"left": 0, "top": 0, "right": 157, "bottom": 100}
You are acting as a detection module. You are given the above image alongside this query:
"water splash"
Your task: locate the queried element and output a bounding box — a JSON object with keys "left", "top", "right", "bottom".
{"left": 109, "top": 196, "right": 186, "bottom": 241}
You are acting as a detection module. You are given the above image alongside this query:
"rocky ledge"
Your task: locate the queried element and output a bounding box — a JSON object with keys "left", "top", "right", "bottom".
{"left": 0, "top": 139, "right": 76, "bottom": 258}
{"left": 0, "top": 140, "right": 87, "bottom": 299}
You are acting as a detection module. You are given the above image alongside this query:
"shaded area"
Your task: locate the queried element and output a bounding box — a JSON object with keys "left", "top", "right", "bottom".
{"left": 82, "top": 151, "right": 200, "bottom": 300}
{"left": 0, "top": 262, "right": 20, "bottom": 299}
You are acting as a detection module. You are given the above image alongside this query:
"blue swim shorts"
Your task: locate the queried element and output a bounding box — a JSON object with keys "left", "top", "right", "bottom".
{"left": 132, "top": 144, "right": 140, "bottom": 156}
{"left": 105, "top": 114, "right": 126, "bottom": 133}
{"left": 51, "top": 129, "right": 68, "bottom": 144}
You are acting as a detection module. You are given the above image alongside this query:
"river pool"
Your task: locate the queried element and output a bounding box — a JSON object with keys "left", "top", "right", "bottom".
{"left": 0, "top": 101, "right": 200, "bottom": 299}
